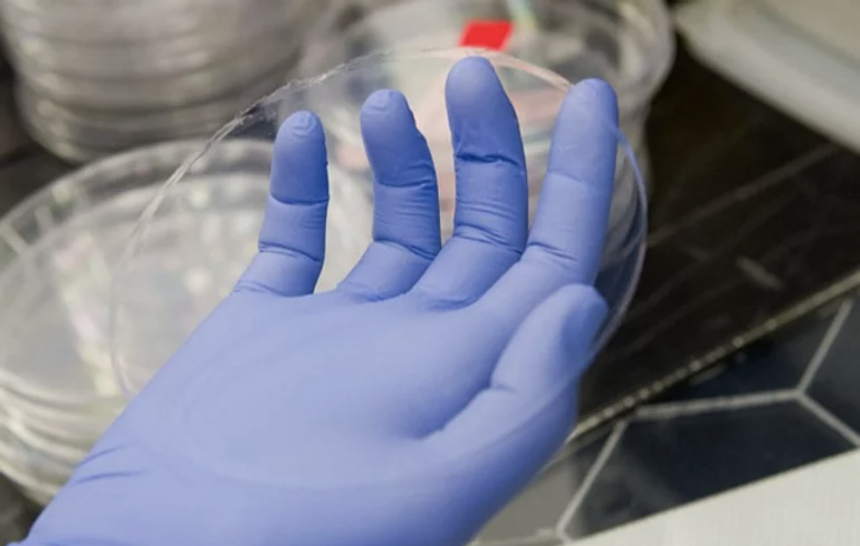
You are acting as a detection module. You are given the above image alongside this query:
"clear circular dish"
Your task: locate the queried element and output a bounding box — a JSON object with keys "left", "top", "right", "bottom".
{"left": 110, "top": 48, "right": 647, "bottom": 398}
{"left": 300, "top": 0, "right": 674, "bottom": 178}
{"left": 2, "top": 18, "right": 294, "bottom": 79}
{"left": 16, "top": 93, "right": 257, "bottom": 164}
{"left": 0, "top": 0, "right": 289, "bottom": 43}
{"left": 14, "top": 59, "right": 291, "bottom": 163}
{"left": 12, "top": 41, "right": 298, "bottom": 112}
{"left": 0, "top": 0, "right": 324, "bottom": 163}
{"left": 16, "top": 84, "right": 259, "bottom": 141}
{"left": 15, "top": 70, "right": 284, "bottom": 154}
{"left": 0, "top": 140, "right": 270, "bottom": 503}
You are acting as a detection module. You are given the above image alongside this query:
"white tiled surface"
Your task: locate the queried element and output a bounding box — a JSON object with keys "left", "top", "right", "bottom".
{"left": 576, "top": 449, "right": 860, "bottom": 546}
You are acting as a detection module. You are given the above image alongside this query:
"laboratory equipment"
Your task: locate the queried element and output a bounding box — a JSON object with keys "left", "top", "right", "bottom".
{"left": 0, "top": 140, "right": 269, "bottom": 504}
{"left": 110, "top": 48, "right": 647, "bottom": 398}
{"left": 300, "top": 0, "right": 674, "bottom": 185}
{"left": 0, "top": 0, "right": 324, "bottom": 162}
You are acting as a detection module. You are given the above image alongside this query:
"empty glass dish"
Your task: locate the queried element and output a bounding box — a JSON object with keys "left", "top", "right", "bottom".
{"left": 0, "top": 0, "right": 325, "bottom": 162}
{"left": 0, "top": 140, "right": 270, "bottom": 504}
{"left": 300, "top": 0, "right": 674, "bottom": 184}
{"left": 110, "top": 48, "right": 648, "bottom": 398}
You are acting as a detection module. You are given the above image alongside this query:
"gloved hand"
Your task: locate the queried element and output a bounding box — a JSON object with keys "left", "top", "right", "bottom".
{"left": 19, "top": 57, "right": 618, "bottom": 546}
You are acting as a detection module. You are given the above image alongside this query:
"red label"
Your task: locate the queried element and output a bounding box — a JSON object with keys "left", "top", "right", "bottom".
{"left": 458, "top": 20, "right": 513, "bottom": 51}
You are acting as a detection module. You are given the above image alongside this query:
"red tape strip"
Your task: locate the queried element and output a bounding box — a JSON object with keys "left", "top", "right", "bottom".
{"left": 458, "top": 20, "right": 513, "bottom": 51}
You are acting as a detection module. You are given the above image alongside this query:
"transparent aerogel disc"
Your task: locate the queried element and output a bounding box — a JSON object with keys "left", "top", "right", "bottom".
{"left": 110, "top": 48, "right": 647, "bottom": 397}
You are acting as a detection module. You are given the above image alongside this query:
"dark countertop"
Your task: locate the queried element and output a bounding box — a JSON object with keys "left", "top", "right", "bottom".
{"left": 478, "top": 295, "right": 860, "bottom": 542}
{"left": 2, "top": 36, "right": 860, "bottom": 541}
{"left": 580, "top": 42, "right": 860, "bottom": 434}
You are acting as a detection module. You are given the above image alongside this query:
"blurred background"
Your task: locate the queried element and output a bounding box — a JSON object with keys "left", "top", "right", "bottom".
{"left": 1, "top": 0, "right": 860, "bottom": 544}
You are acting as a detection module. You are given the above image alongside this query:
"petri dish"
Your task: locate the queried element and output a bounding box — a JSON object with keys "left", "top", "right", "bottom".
{"left": 12, "top": 42, "right": 299, "bottom": 112}
{"left": 15, "top": 70, "right": 284, "bottom": 141}
{"left": 0, "top": 140, "right": 271, "bottom": 503}
{"left": 0, "top": 0, "right": 292, "bottom": 44}
{"left": 13, "top": 64, "right": 291, "bottom": 163}
{"left": 110, "top": 48, "right": 647, "bottom": 399}
{"left": 0, "top": 0, "right": 324, "bottom": 163}
{"left": 301, "top": 0, "right": 674, "bottom": 151}
{"left": 3, "top": 18, "right": 295, "bottom": 79}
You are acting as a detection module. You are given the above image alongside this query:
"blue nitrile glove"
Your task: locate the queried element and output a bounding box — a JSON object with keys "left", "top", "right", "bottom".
{"left": 19, "top": 57, "right": 618, "bottom": 546}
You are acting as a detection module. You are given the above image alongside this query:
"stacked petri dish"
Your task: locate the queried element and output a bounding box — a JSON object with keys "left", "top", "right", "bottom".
{"left": 0, "top": 140, "right": 272, "bottom": 504}
{"left": 0, "top": 0, "right": 324, "bottom": 163}
{"left": 300, "top": 0, "right": 674, "bottom": 186}
{"left": 110, "top": 49, "right": 648, "bottom": 401}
